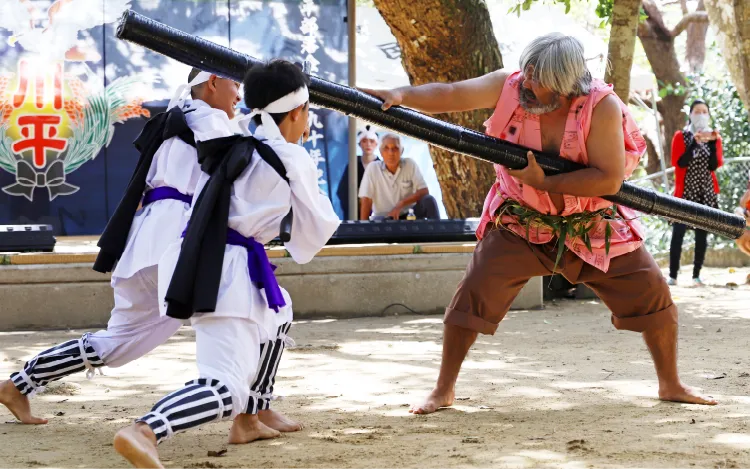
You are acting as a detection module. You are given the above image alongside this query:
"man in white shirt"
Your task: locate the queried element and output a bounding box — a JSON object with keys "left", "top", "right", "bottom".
{"left": 358, "top": 133, "right": 439, "bottom": 220}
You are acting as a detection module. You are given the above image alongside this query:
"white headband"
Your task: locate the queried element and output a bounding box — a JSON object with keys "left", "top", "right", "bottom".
{"left": 358, "top": 128, "right": 378, "bottom": 143}
{"left": 168, "top": 71, "right": 212, "bottom": 110}
{"left": 244, "top": 86, "right": 310, "bottom": 141}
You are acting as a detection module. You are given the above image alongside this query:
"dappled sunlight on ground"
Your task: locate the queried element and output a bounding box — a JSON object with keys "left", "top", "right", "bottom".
{"left": 0, "top": 266, "right": 749, "bottom": 467}
{"left": 712, "top": 433, "right": 750, "bottom": 449}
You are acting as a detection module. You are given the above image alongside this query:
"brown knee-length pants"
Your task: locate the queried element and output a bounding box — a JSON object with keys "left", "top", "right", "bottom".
{"left": 445, "top": 227, "right": 678, "bottom": 335}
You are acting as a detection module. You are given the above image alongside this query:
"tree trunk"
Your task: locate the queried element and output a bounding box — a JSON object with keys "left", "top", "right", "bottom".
{"left": 643, "top": 133, "right": 662, "bottom": 175}
{"left": 638, "top": 0, "right": 685, "bottom": 160}
{"left": 372, "top": 0, "right": 501, "bottom": 218}
{"left": 703, "top": 0, "right": 750, "bottom": 114}
{"left": 686, "top": 0, "right": 708, "bottom": 73}
{"left": 636, "top": 0, "right": 710, "bottom": 159}
{"left": 604, "top": 0, "right": 642, "bottom": 101}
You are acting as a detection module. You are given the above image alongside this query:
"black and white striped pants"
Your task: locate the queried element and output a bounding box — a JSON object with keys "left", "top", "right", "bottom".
{"left": 10, "top": 333, "right": 105, "bottom": 396}
{"left": 246, "top": 322, "right": 293, "bottom": 414}
{"left": 136, "top": 316, "right": 262, "bottom": 444}
{"left": 9, "top": 265, "right": 182, "bottom": 397}
{"left": 137, "top": 378, "right": 233, "bottom": 442}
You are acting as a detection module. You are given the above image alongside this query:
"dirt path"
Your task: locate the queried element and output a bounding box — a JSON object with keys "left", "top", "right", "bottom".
{"left": 1, "top": 266, "right": 749, "bottom": 468}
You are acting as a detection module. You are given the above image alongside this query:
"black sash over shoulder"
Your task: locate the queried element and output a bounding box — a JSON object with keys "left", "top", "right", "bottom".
{"left": 94, "top": 107, "right": 196, "bottom": 273}
{"left": 164, "top": 135, "right": 290, "bottom": 319}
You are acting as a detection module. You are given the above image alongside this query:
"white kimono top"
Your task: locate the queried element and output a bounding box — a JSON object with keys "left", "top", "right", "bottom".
{"left": 158, "top": 124, "right": 341, "bottom": 341}
{"left": 112, "top": 100, "right": 233, "bottom": 280}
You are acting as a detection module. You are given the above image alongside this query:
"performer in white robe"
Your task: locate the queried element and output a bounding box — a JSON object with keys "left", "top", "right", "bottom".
{"left": 0, "top": 69, "right": 240, "bottom": 425}
{"left": 113, "top": 59, "right": 340, "bottom": 468}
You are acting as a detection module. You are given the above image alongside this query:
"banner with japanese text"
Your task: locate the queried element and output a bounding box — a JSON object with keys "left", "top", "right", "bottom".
{"left": 0, "top": 0, "right": 350, "bottom": 235}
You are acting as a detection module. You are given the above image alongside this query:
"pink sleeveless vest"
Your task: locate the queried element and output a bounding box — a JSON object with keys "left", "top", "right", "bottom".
{"left": 477, "top": 71, "right": 647, "bottom": 272}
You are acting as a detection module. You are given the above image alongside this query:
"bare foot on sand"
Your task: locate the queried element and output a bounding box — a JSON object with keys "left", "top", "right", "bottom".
{"left": 659, "top": 383, "right": 718, "bottom": 405}
{"left": 228, "top": 414, "right": 281, "bottom": 444}
{"left": 113, "top": 423, "right": 163, "bottom": 468}
{"left": 0, "top": 379, "right": 48, "bottom": 424}
{"left": 259, "top": 408, "right": 303, "bottom": 432}
{"left": 409, "top": 388, "right": 455, "bottom": 415}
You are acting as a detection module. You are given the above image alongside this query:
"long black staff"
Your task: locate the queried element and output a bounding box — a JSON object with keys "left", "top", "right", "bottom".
{"left": 116, "top": 9, "right": 746, "bottom": 239}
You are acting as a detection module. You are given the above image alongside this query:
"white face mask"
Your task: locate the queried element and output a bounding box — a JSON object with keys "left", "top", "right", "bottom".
{"left": 691, "top": 113, "right": 710, "bottom": 131}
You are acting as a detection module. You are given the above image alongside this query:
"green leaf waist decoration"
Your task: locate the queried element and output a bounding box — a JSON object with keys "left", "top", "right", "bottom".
{"left": 494, "top": 199, "right": 627, "bottom": 273}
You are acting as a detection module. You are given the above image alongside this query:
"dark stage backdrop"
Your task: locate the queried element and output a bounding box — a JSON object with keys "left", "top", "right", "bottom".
{"left": 0, "top": 0, "right": 350, "bottom": 235}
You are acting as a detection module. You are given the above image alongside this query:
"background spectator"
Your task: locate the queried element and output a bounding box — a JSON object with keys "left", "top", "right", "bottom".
{"left": 358, "top": 133, "right": 439, "bottom": 220}
{"left": 337, "top": 125, "right": 380, "bottom": 218}
{"left": 668, "top": 99, "right": 723, "bottom": 286}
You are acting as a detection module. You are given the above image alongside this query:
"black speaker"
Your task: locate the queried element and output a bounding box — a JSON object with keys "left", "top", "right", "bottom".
{"left": 266, "top": 219, "right": 480, "bottom": 247}
{"left": 0, "top": 225, "right": 56, "bottom": 253}
{"left": 327, "top": 219, "right": 480, "bottom": 245}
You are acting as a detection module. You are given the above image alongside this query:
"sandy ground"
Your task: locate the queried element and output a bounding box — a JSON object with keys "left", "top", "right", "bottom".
{"left": 1, "top": 266, "right": 750, "bottom": 469}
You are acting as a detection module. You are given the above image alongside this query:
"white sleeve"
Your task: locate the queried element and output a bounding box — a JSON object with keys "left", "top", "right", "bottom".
{"left": 358, "top": 164, "right": 375, "bottom": 198}
{"left": 278, "top": 144, "right": 341, "bottom": 264}
{"left": 410, "top": 159, "right": 428, "bottom": 191}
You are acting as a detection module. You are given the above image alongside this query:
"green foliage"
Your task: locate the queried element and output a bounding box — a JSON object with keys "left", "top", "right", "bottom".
{"left": 684, "top": 72, "right": 750, "bottom": 212}
{"left": 686, "top": 77, "right": 750, "bottom": 151}
{"left": 594, "top": 0, "right": 613, "bottom": 21}
{"left": 593, "top": 0, "right": 647, "bottom": 27}
{"left": 508, "top": 0, "right": 571, "bottom": 17}
{"left": 657, "top": 80, "right": 688, "bottom": 99}
{"left": 510, "top": 0, "right": 646, "bottom": 28}
{"left": 496, "top": 199, "right": 622, "bottom": 272}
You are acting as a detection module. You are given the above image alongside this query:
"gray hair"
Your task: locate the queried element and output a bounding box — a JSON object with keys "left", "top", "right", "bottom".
{"left": 380, "top": 133, "right": 403, "bottom": 151}
{"left": 519, "top": 33, "right": 592, "bottom": 97}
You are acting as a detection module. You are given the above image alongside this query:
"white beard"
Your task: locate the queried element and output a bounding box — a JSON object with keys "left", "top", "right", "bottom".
{"left": 522, "top": 102, "right": 562, "bottom": 115}
{"left": 519, "top": 82, "right": 562, "bottom": 115}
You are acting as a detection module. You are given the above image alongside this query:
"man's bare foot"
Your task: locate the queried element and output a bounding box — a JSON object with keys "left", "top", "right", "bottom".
{"left": 113, "top": 422, "right": 163, "bottom": 468}
{"left": 409, "top": 388, "right": 455, "bottom": 415}
{"left": 659, "top": 383, "right": 718, "bottom": 405}
{"left": 0, "top": 379, "right": 47, "bottom": 424}
{"left": 228, "top": 414, "right": 281, "bottom": 444}
{"left": 258, "top": 408, "right": 303, "bottom": 432}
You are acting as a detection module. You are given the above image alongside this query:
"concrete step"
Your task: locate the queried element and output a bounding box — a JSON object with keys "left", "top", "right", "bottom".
{"left": 0, "top": 250, "right": 543, "bottom": 331}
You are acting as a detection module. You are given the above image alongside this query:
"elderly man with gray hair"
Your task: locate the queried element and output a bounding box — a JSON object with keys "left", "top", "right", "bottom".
{"left": 363, "top": 32, "right": 716, "bottom": 413}
{"left": 358, "top": 132, "right": 440, "bottom": 220}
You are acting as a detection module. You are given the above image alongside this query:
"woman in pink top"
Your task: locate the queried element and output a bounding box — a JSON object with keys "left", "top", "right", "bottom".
{"left": 363, "top": 32, "right": 717, "bottom": 414}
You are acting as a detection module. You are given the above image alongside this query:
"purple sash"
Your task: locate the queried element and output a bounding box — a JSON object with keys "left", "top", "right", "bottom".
{"left": 178, "top": 225, "right": 286, "bottom": 313}
{"left": 142, "top": 186, "right": 192, "bottom": 207}
{"left": 226, "top": 228, "right": 286, "bottom": 313}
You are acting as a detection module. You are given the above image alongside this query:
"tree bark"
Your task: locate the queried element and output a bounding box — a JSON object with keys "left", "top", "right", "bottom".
{"left": 685, "top": 0, "right": 708, "bottom": 73}
{"left": 372, "top": 0, "right": 501, "bottom": 218}
{"left": 604, "top": 0, "right": 642, "bottom": 101}
{"left": 637, "top": 0, "right": 708, "bottom": 159}
{"left": 703, "top": 0, "right": 750, "bottom": 114}
{"left": 643, "top": 132, "right": 662, "bottom": 175}
{"left": 671, "top": 10, "right": 709, "bottom": 36}
{"left": 638, "top": 0, "right": 685, "bottom": 159}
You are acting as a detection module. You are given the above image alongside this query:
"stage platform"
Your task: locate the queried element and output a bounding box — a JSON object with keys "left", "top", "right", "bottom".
{"left": 0, "top": 236, "right": 543, "bottom": 331}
